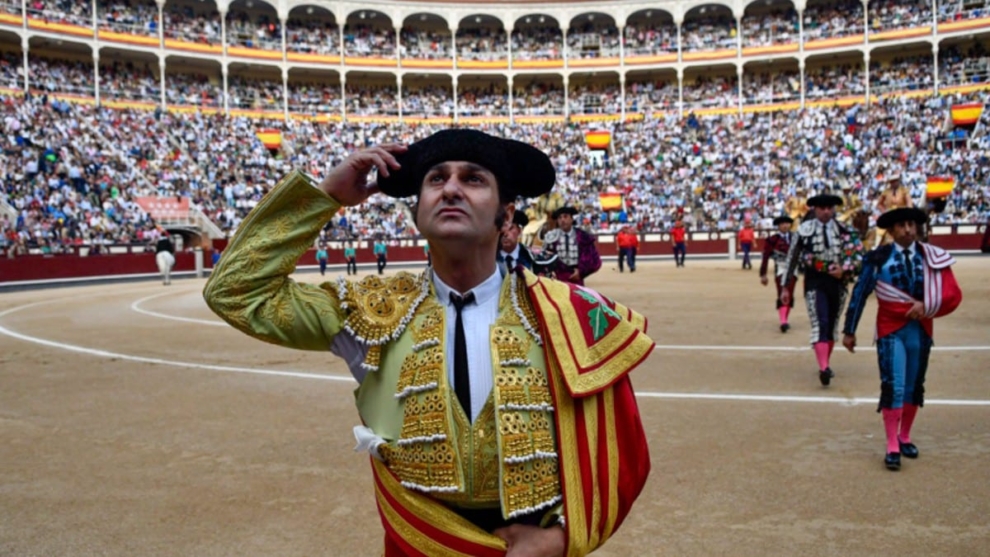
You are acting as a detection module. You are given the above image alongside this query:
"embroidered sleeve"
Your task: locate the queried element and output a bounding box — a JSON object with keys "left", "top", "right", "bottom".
{"left": 782, "top": 230, "right": 805, "bottom": 284}
{"left": 203, "top": 170, "right": 348, "bottom": 351}
{"left": 843, "top": 254, "right": 879, "bottom": 336}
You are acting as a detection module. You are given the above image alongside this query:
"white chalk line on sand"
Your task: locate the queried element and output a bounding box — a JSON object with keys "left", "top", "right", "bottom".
{"left": 2, "top": 299, "right": 990, "bottom": 407}
{"left": 130, "top": 291, "right": 227, "bottom": 327}
{"left": 130, "top": 289, "right": 990, "bottom": 354}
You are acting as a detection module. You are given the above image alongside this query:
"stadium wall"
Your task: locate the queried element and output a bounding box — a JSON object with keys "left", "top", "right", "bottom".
{"left": 1, "top": 229, "right": 984, "bottom": 287}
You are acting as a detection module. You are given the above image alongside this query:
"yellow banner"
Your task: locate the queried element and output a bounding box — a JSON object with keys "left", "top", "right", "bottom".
{"left": 255, "top": 129, "right": 282, "bottom": 149}
{"left": 926, "top": 177, "right": 955, "bottom": 199}
{"left": 951, "top": 103, "right": 983, "bottom": 125}
{"left": 599, "top": 193, "right": 623, "bottom": 211}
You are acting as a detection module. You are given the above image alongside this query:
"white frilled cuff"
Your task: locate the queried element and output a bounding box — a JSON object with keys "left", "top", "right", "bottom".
{"left": 353, "top": 425, "right": 387, "bottom": 461}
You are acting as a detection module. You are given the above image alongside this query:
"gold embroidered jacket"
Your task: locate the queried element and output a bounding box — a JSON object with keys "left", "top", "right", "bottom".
{"left": 204, "top": 171, "right": 655, "bottom": 555}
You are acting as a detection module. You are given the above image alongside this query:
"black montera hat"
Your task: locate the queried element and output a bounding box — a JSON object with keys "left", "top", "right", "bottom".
{"left": 773, "top": 215, "right": 794, "bottom": 226}
{"left": 877, "top": 207, "right": 927, "bottom": 230}
{"left": 552, "top": 206, "right": 579, "bottom": 219}
{"left": 376, "top": 129, "right": 556, "bottom": 200}
{"left": 806, "top": 194, "right": 844, "bottom": 208}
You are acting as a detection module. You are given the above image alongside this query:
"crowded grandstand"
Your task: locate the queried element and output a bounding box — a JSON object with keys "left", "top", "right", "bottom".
{"left": 1, "top": 0, "right": 989, "bottom": 256}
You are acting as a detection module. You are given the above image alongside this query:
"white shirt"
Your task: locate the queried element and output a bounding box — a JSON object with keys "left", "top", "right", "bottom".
{"left": 499, "top": 245, "right": 521, "bottom": 272}
{"left": 433, "top": 268, "right": 502, "bottom": 423}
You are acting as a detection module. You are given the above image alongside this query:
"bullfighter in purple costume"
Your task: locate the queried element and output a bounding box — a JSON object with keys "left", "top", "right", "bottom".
{"left": 542, "top": 206, "right": 602, "bottom": 286}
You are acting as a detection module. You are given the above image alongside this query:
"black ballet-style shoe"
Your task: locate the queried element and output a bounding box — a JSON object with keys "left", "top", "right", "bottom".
{"left": 885, "top": 452, "right": 901, "bottom": 471}
{"left": 780, "top": 323, "right": 790, "bottom": 333}
{"left": 819, "top": 368, "right": 834, "bottom": 386}
{"left": 899, "top": 442, "right": 919, "bottom": 459}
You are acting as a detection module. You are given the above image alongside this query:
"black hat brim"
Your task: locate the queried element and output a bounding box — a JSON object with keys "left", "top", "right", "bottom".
{"left": 376, "top": 129, "right": 555, "bottom": 200}
{"left": 511, "top": 210, "right": 529, "bottom": 228}
{"left": 773, "top": 216, "right": 794, "bottom": 225}
{"left": 552, "top": 207, "right": 579, "bottom": 219}
{"left": 877, "top": 207, "right": 927, "bottom": 230}
{"left": 807, "top": 194, "right": 843, "bottom": 208}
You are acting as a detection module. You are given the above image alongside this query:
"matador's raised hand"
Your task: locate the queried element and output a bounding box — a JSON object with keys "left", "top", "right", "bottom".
{"left": 319, "top": 143, "right": 407, "bottom": 207}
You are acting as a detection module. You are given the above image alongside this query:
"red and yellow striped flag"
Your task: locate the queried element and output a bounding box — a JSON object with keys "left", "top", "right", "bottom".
{"left": 950, "top": 103, "right": 983, "bottom": 126}
{"left": 599, "top": 193, "right": 623, "bottom": 211}
{"left": 585, "top": 130, "right": 611, "bottom": 150}
{"left": 255, "top": 128, "right": 282, "bottom": 149}
{"left": 926, "top": 176, "right": 955, "bottom": 199}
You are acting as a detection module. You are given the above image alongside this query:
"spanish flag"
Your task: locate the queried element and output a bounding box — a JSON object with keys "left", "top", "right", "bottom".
{"left": 950, "top": 103, "right": 983, "bottom": 126}
{"left": 585, "top": 130, "right": 611, "bottom": 150}
{"left": 255, "top": 128, "right": 282, "bottom": 150}
{"left": 926, "top": 176, "right": 955, "bottom": 199}
{"left": 599, "top": 192, "right": 623, "bottom": 211}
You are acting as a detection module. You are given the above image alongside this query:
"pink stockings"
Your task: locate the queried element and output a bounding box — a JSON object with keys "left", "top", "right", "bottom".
{"left": 882, "top": 408, "right": 903, "bottom": 454}
{"left": 882, "top": 405, "right": 920, "bottom": 454}
{"left": 778, "top": 306, "right": 790, "bottom": 325}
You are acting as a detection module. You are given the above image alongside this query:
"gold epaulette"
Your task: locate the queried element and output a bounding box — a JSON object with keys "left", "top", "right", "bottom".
{"left": 335, "top": 271, "right": 431, "bottom": 371}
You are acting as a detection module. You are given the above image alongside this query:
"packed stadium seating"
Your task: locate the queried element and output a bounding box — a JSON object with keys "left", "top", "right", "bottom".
{"left": 0, "top": 0, "right": 988, "bottom": 257}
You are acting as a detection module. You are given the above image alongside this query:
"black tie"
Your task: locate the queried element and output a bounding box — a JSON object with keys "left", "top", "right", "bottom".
{"left": 903, "top": 248, "right": 914, "bottom": 285}
{"left": 450, "top": 292, "right": 475, "bottom": 420}
{"left": 822, "top": 224, "right": 829, "bottom": 249}
{"left": 506, "top": 255, "right": 515, "bottom": 271}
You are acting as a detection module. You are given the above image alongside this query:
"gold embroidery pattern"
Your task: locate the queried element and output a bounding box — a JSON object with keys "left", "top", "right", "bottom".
{"left": 493, "top": 327, "right": 530, "bottom": 362}
{"left": 339, "top": 272, "right": 430, "bottom": 371}
{"left": 387, "top": 385, "right": 461, "bottom": 493}
{"left": 492, "top": 326, "right": 562, "bottom": 519}
{"left": 430, "top": 395, "right": 502, "bottom": 506}
{"left": 504, "top": 458, "right": 561, "bottom": 518}
{"left": 396, "top": 347, "right": 444, "bottom": 401}
{"left": 385, "top": 310, "right": 463, "bottom": 494}
{"left": 411, "top": 302, "right": 444, "bottom": 351}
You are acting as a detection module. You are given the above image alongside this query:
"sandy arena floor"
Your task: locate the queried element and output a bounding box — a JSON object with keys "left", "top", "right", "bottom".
{"left": 1, "top": 257, "right": 989, "bottom": 556}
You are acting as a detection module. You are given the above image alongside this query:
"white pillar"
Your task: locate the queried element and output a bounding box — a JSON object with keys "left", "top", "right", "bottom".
{"left": 507, "top": 75, "right": 514, "bottom": 124}
{"left": 340, "top": 73, "right": 346, "bottom": 122}
{"left": 281, "top": 16, "right": 288, "bottom": 63}
{"left": 562, "top": 26, "right": 569, "bottom": 71}
{"left": 932, "top": 43, "right": 939, "bottom": 95}
{"left": 221, "top": 65, "right": 229, "bottom": 114}
{"left": 677, "top": 67, "right": 684, "bottom": 118}
{"left": 864, "top": 51, "right": 870, "bottom": 105}
{"left": 620, "top": 73, "right": 626, "bottom": 120}
{"left": 618, "top": 23, "right": 625, "bottom": 66}
{"left": 282, "top": 67, "right": 289, "bottom": 120}
{"left": 395, "top": 25, "right": 401, "bottom": 67}
{"left": 506, "top": 24, "right": 513, "bottom": 70}
{"left": 451, "top": 75, "right": 458, "bottom": 123}
{"left": 450, "top": 26, "right": 457, "bottom": 71}
{"left": 156, "top": 0, "right": 164, "bottom": 49}
{"left": 863, "top": 0, "right": 869, "bottom": 46}
{"left": 397, "top": 74, "right": 403, "bottom": 122}
{"left": 799, "top": 59, "right": 806, "bottom": 109}
{"left": 797, "top": 8, "right": 804, "bottom": 57}
{"left": 220, "top": 6, "right": 228, "bottom": 57}
{"left": 21, "top": 37, "right": 28, "bottom": 92}
{"left": 563, "top": 74, "right": 569, "bottom": 119}
{"left": 735, "top": 15, "right": 742, "bottom": 58}
{"left": 93, "top": 51, "right": 100, "bottom": 105}
{"left": 737, "top": 65, "right": 743, "bottom": 114}
{"left": 159, "top": 57, "right": 166, "bottom": 109}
